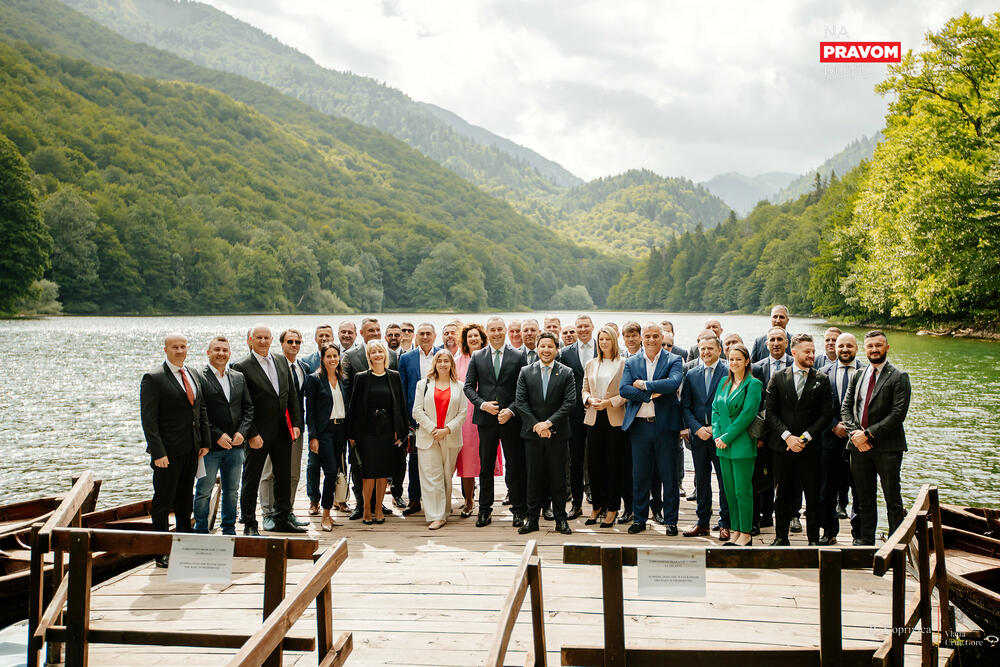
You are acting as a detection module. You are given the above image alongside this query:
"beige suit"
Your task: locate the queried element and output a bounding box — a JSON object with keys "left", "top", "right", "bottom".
{"left": 581, "top": 357, "right": 627, "bottom": 427}
{"left": 412, "top": 379, "right": 468, "bottom": 521}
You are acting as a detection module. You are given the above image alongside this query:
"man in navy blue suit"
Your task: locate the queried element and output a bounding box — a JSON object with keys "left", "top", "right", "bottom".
{"left": 750, "top": 305, "right": 792, "bottom": 363}
{"left": 680, "top": 334, "right": 731, "bottom": 540}
{"left": 398, "top": 323, "right": 442, "bottom": 515}
{"left": 620, "top": 323, "right": 684, "bottom": 535}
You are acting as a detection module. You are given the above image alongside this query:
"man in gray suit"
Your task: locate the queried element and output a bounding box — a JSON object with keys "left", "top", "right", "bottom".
{"left": 842, "top": 330, "right": 911, "bottom": 546}
{"left": 514, "top": 333, "right": 577, "bottom": 535}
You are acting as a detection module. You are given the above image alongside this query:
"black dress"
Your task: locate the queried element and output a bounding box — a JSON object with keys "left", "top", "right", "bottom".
{"left": 359, "top": 373, "right": 397, "bottom": 479}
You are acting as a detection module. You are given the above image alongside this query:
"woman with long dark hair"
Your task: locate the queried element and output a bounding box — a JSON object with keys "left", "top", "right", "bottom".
{"left": 304, "top": 343, "right": 350, "bottom": 531}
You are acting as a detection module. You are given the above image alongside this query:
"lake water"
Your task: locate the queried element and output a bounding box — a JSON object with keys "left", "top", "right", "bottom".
{"left": 1, "top": 312, "right": 998, "bottom": 513}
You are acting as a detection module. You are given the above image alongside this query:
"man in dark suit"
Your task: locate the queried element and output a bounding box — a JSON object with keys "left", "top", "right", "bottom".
{"left": 620, "top": 323, "right": 684, "bottom": 535}
{"left": 301, "top": 324, "right": 335, "bottom": 373}
{"left": 557, "top": 314, "right": 597, "bottom": 519}
{"left": 464, "top": 316, "right": 528, "bottom": 527}
{"left": 750, "top": 326, "right": 795, "bottom": 534}
{"left": 842, "top": 330, "right": 911, "bottom": 546}
{"left": 765, "top": 333, "right": 835, "bottom": 546}
{"left": 680, "top": 334, "right": 731, "bottom": 540}
{"left": 341, "top": 317, "right": 398, "bottom": 519}
{"left": 514, "top": 333, "right": 577, "bottom": 535}
{"left": 751, "top": 305, "right": 792, "bottom": 363}
{"left": 398, "top": 323, "right": 442, "bottom": 515}
{"left": 139, "top": 334, "right": 211, "bottom": 567}
{"left": 813, "top": 327, "right": 842, "bottom": 371}
{"left": 194, "top": 336, "right": 254, "bottom": 536}
{"left": 818, "top": 332, "right": 863, "bottom": 545}
{"left": 230, "top": 325, "right": 305, "bottom": 535}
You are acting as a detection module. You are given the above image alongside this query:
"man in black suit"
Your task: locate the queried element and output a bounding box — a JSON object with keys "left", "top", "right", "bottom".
{"left": 341, "top": 317, "right": 398, "bottom": 519}
{"left": 817, "top": 332, "right": 863, "bottom": 545}
{"left": 751, "top": 305, "right": 792, "bottom": 363}
{"left": 464, "top": 316, "right": 528, "bottom": 527}
{"left": 514, "top": 333, "right": 577, "bottom": 535}
{"left": 139, "top": 334, "right": 211, "bottom": 567}
{"left": 557, "top": 314, "right": 597, "bottom": 519}
{"left": 230, "top": 324, "right": 305, "bottom": 535}
{"left": 520, "top": 318, "right": 540, "bottom": 363}
{"left": 194, "top": 336, "right": 254, "bottom": 536}
{"left": 842, "top": 330, "right": 911, "bottom": 546}
{"left": 765, "top": 333, "right": 835, "bottom": 546}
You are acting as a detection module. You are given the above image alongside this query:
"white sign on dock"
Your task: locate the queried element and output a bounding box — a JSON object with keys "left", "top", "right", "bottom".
{"left": 166, "top": 534, "right": 235, "bottom": 584}
{"left": 637, "top": 547, "right": 706, "bottom": 597}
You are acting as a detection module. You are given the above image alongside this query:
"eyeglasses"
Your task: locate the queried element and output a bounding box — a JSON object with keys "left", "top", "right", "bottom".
{"left": 286, "top": 340, "right": 302, "bottom": 345}
{"left": 400, "top": 328, "right": 414, "bottom": 333}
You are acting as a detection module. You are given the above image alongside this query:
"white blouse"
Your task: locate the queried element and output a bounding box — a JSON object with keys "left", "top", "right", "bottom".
{"left": 329, "top": 379, "right": 346, "bottom": 419}
{"left": 593, "top": 358, "right": 619, "bottom": 398}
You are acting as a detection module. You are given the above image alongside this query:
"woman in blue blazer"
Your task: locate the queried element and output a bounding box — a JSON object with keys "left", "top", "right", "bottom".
{"left": 711, "top": 343, "right": 762, "bottom": 546}
{"left": 305, "top": 343, "right": 351, "bottom": 531}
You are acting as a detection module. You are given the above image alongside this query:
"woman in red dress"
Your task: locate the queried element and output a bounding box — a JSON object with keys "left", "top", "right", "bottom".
{"left": 455, "top": 322, "right": 502, "bottom": 517}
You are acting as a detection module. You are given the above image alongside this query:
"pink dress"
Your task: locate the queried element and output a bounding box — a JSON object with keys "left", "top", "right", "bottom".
{"left": 455, "top": 353, "right": 503, "bottom": 478}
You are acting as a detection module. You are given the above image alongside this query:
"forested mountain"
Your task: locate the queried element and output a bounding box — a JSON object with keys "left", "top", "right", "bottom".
{"left": 0, "top": 36, "right": 623, "bottom": 314}
{"left": 59, "top": 0, "right": 581, "bottom": 202}
{"left": 774, "top": 133, "right": 882, "bottom": 203}
{"left": 700, "top": 171, "right": 797, "bottom": 215}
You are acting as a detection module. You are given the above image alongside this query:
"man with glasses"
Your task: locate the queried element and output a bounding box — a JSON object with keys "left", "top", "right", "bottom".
{"left": 385, "top": 323, "right": 404, "bottom": 351}
{"left": 398, "top": 322, "right": 415, "bottom": 353}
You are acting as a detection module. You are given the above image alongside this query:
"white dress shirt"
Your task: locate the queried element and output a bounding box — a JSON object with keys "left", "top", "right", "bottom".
{"left": 857, "top": 360, "right": 887, "bottom": 416}
{"left": 593, "top": 358, "right": 618, "bottom": 398}
{"left": 252, "top": 350, "right": 279, "bottom": 392}
{"left": 577, "top": 339, "right": 594, "bottom": 369}
{"left": 209, "top": 364, "right": 231, "bottom": 401}
{"left": 780, "top": 363, "right": 813, "bottom": 442}
{"left": 329, "top": 378, "right": 346, "bottom": 419}
{"left": 418, "top": 346, "right": 435, "bottom": 379}
{"left": 636, "top": 350, "right": 661, "bottom": 418}
{"left": 165, "top": 360, "right": 197, "bottom": 398}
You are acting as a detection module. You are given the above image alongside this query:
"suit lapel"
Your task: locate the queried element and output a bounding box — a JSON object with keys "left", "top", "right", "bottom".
{"left": 246, "top": 355, "right": 277, "bottom": 396}
{"left": 652, "top": 352, "right": 670, "bottom": 381}
{"left": 162, "top": 362, "right": 191, "bottom": 403}
{"left": 870, "top": 362, "right": 893, "bottom": 401}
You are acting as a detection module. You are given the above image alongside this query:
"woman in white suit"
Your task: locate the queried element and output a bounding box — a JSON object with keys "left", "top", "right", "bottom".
{"left": 412, "top": 350, "right": 468, "bottom": 530}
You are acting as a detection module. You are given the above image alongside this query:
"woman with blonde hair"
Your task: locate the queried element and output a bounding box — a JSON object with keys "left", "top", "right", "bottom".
{"left": 346, "top": 340, "right": 407, "bottom": 525}
{"left": 412, "top": 350, "right": 468, "bottom": 529}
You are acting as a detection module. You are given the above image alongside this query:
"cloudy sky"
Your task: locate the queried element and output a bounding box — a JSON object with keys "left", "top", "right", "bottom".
{"left": 204, "top": 0, "right": 995, "bottom": 182}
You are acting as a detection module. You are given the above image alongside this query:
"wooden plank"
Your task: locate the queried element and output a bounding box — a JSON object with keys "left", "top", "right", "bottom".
{"left": 600, "top": 546, "right": 625, "bottom": 667}
{"left": 485, "top": 540, "right": 536, "bottom": 667}
{"left": 874, "top": 484, "right": 930, "bottom": 575}
{"left": 526, "top": 558, "right": 547, "bottom": 667}
{"left": 928, "top": 487, "right": 954, "bottom": 641}
{"left": 316, "top": 632, "right": 352, "bottom": 667}
{"left": 50, "top": 528, "right": 317, "bottom": 560}
{"left": 818, "top": 548, "right": 841, "bottom": 666}
{"left": 65, "top": 530, "right": 92, "bottom": 667}
{"left": 916, "top": 512, "right": 936, "bottom": 666}
{"left": 563, "top": 544, "right": 877, "bottom": 570}
{"left": 560, "top": 645, "right": 877, "bottom": 667}
{"left": 39, "top": 473, "right": 95, "bottom": 546}
{"left": 262, "top": 538, "right": 288, "bottom": 667}
{"left": 44, "top": 628, "right": 314, "bottom": 652}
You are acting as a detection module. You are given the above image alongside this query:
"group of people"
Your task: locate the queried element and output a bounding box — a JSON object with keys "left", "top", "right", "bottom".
{"left": 139, "top": 306, "right": 911, "bottom": 565}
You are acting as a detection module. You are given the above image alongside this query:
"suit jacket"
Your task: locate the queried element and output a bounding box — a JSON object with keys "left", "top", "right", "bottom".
{"left": 198, "top": 364, "right": 254, "bottom": 452}
{"left": 558, "top": 340, "right": 598, "bottom": 421}
{"left": 231, "top": 352, "right": 303, "bottom": 444}
{"left": 463, "top": 344, "right": 527, "bottom": 426}
{"left": 712, "top": 375, "right": 763, "bottom": 459}
{"left": 841, "top": 361, "right": 910, "bottom": 452}
{"left": 581, "top": 356, "right": 626, "bottom": 427}
{"left": 619, "top": 351, "right": 684, "bottom": 432}
{"left": 304, "top": 371, "right": 351, "bottom": 439}
{"left": 342, "top": 344, "right": 398, "bottom": 386}
{"left": 681, "top": 360, "right": 729, "bottom": 441}
{"left": 751, "top": 353, "right": 795, "bottom": 387}
{"left": 764, "top": 365, "right": 835, "bottom": 453}
{"left": 411, "top": 379, "right": 467, "bottom": 449}
{"left": 399, "top": 346, "right": 443, "bottom": 426}
{"left": 300, "top": 350, "right": 322, "bottom": 374}
{"left": 139, "top": 362, "right": 211, "bottom": 460}
{"left": 287, "top": 357, "right": 309, "bottom": 416}
{"left": 513, "top": 361, "right": 577, "bottom": 439}
{"left": 821, "top": 359, "right": 864, "bottom": 451}
{"left": 813, "top": 353, "right": 839, "bottom": 370}
{"left": 751, "top": 330, "right": 792, "bottom": 363}
{"left": 346, "top": 369, "right": 408, "bottom": 443}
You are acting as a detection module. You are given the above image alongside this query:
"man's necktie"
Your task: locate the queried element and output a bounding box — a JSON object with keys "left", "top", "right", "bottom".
{"left": 861, "top": 368, "right": 878, "bottom": 428}
{"left": 493, "top": 349, "right": 501, "bottom": 379}
{"left": 839, "top": 366, "right": 849, "bottom": 404}
{"left": 264, "top": 356, "right": 279, "bottom": 392}
{"left": 528, "top": 350, "right": 537, "bottom": 364}
{"left": 292, "top": 364, "right": 301, "bottom": 393}
{"left": 795, "top": 369, "right": 806, "bottom": 399}
{"left": 541, "top": 366, "right": 550, "bottom": 399}
{"left": 704, "top": 365, "right": 713, "bottom": 396}
{"left": 179, "top": 368, "right": 195, "bottom": 406}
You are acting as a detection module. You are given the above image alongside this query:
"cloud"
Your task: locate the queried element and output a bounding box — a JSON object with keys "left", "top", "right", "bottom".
{"left": 205, "top": 0, "right": 998, "bottom": 182}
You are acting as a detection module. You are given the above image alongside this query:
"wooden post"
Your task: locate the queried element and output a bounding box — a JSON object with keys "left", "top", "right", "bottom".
{"left": 315, "top": 582, "right": 333, "bottom": 664}
{"left": 48, "top": 544, "right": 66, "bottom": 665}
{"left": 916, "top": 512, "right": 936, "bottom": 666}
{"left": 65, "top": 531, "right": 93, "bottom": 667}
{"left": 262, "top": 539, "right": 288, "bottom": 667}
{"left": 600, "top": 546, "right": 625, "bottom": 667}
{"left": 526, "top": 557, "right": 547, "bottom": 667}
{"left": 927, "top": 487, "right": 953, "bottom": 643}
{"left": 26, "top": 523, "right": 44, "bottom": 667}
{"left": 890, "top": 545, "right": 906, "bottom": 667}
{"left": 818, "top": 548, "right": 842, "bottom": 666}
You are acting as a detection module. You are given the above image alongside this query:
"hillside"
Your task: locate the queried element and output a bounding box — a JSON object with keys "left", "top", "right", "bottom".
{"left": 0, "top": 38, "right": 623, "bottom": 313}
{"left": 774, "top": 133, "right": 882, "bottom": 203}
{"left": 701, "top": 171, "right": 797, "bottom": 215}
{"left": 60, "top": 0, "right": 580, "bottom": 202}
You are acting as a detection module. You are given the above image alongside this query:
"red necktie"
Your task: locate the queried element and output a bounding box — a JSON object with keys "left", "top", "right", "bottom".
{"left": 860, "top": 368, "right": 877, "bottom": 428}
{"left": 179, "top": 369, "right": 195, "bottom": 406}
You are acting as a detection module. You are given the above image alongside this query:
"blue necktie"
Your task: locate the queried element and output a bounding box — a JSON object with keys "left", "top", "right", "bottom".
{"left": 839, "top": 366, "right": 848, "bottom": 404}
{"left": 541, "top": 366, "right": 550, "bottom": 399}
{"left": 704, "top": 365, "right": 713, "bottom": 396}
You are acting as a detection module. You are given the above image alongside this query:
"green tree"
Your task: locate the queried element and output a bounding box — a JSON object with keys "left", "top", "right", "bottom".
{"left": 550, "top": 284, "right": 595, "bottom": 310}
{"left": 43, "top": 187, "right": 100, "bottom": 311}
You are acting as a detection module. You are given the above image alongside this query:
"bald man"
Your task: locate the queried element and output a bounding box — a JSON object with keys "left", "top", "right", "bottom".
{"left": 140, "top": 334, "right": 211, "bottom": 566}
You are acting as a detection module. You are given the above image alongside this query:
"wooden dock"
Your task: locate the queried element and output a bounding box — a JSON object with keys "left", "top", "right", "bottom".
{"left": 75, "top": 473, "right": 960, "bottom": 665}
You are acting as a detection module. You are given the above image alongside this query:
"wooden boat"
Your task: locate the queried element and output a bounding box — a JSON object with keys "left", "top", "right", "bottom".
{"left": 0, "top": 496, "right": 63, "bottom": 538}
{"left": 939, "top": 504, "right": 1000, "bottom": 636}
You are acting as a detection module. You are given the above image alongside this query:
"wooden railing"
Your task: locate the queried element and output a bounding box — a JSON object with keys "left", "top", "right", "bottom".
{"left": 30, "top": 527, "right": 347, "bottom": 667}
{"left": 559, "top": 543, "right": 878, "bottom": 667}
{"left": 486, "top": 540, "right": 547, "bottom": 667}
{"left": 872, "top": 484, "right": 953, "bottom": 667}
{"left": 26, "top": 472, "right": 101, "bottom": 667}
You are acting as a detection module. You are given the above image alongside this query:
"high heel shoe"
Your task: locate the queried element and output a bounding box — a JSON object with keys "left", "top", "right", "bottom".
{"left": 362, "top": 518, "right": 374, "bottom": 525}
{"left": 600, "top": 513, "right": 618, "bottom": 528}
{"left": 585, "top": 517, "right": 599, "bottom": 526}
{"left": 460, "top": 505, "right": 474, "bottom": 518}
{"left": 374, "top": 516, "right": 385, "bottom": 524}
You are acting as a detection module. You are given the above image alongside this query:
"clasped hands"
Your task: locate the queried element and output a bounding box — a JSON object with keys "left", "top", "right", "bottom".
{"left": 216, "top": 432, "right": 246, "bottom": 449}
{"left": 850, "top": 429, "right": 872, "bottom": 452}
{"left": 784, "top": 434, "right": 806, "bottom": 453}
{"left": 482, "top": 401, "right": 514, "bottom": 424}
{"left": 587, "top": 396, "right": 610, "bottom": 410}
{"left": 532, "top": 420, "right": 553, "bottom": 438}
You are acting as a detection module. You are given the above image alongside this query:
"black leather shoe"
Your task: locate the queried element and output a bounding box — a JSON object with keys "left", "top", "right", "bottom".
{"left": 665, "top": 524, "right": 678, "bottom": 536}
{"left": 653, "top": 511, "right": 665, "bottom": 525}
{"left": 244, "top": 525, "right": 260, "bottom": 536}
{"left": 627, "top": 523, "right": 646, "bottom": 534}
{"left": 518, "top": 519, "right": 539, "bottom": 534}
{"left": 271, "top": 521, "right": 308, "bottom": 533}
{"left": 555, "top": 520, "right": 572, "bottom": 535}
{"left": 155, "top": 555, "right": 169, "bottom": 568}
{"left": 769, "top": 537, "right": 790, "bottom": 546}
{"left": 349, "top": 507, "right": 364, "bottom": 521}
{"left": 502, "top": 493, "right": 512, "bottom": 506}
{"left": 789, "top": 517, "right": 803, "bottom": 533}
{"left": 402, "top": 501, "right": 421, "bottom": 516}
{"left": 567, "top": 505, "right": 583, "bottom": 520}
{"left": 836, "top": 505, "right": 848, "bottom": 519}
{"left": 686, "top": 490, "right": 697, "bottom": 501}
{"left": 818, "top": 535, "right": 837, "bottom": 546}
{"left": 617, "top": 511, "right": 633, "bottom": 525}
{"left": 287, "top": 513, "right": 309, "bottom": 528}
{"left": 808, "top": 540, "right": 821, "bottom": 546}
{"left": 476, "top": 512, "right": 492, "bottom": 528}
{"left": 542, "top": 508, "right": 555, "bottom": 521}
{"left": 749, "top": 526, "right": 761, "bottom": 536}
{"left": 852, "top": 538, "right": 873, "bottom": 546}
{"left": 392, "top": 495, "right": 406, "bottom": 508}
{"left": 512, "top": 514, "right": 525, "bottom": 528}
{"left": 381, "top": 504, "right": 393, "bottom": 515}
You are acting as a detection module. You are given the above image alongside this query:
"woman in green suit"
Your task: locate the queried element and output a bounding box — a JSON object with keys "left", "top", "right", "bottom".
{"left": 712, "top": 343, "right": 762, "bottom": 546}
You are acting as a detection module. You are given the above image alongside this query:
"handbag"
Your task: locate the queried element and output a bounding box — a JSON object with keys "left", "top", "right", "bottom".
{"left": 333, "top": 471, "right": 348, "bottom": 504}
{"left": 747, "top": 414, "right": 766, "bottom": 441}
